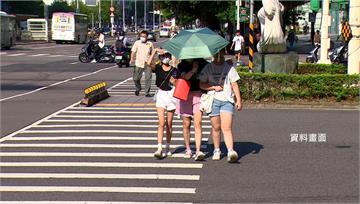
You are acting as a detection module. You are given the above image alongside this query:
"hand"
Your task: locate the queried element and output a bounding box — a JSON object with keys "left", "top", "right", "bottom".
{"left": 130, "top": 59, "right": 135, "bottom": 64}
{"left": 213, "top": 85, "right": 223, "bottom": 92}
{"left": 235, "top": 101, "right": 242, "bottom": 111}
{"left": 191, "top": 61, "right": 199, "bottom": 73}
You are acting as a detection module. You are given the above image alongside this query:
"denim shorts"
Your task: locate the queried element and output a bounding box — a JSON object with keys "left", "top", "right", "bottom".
{"left": 208, "top": 99, "right": 234, "bottom": 117}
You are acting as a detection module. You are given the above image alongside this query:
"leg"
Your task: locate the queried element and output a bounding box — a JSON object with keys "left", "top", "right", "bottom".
{"left": 156, "top": 107, "right": 166, "bottom": 145}
{"left": 220, "top": 112, "right": 234, "bottom": 151}
{"left": 193, "top": 110, "right": 203, "bottom": 153}
{"left": 144, "top": 66, "right": 152, "bottom": 95}
{"left": 133, "top": 67, "right": 143, "bottom": 94}
{"left": 165, "top": 110, "right": 175, "bottom": 144}
{"left": 182, "top": 116, "right": 192, "bottom": 151}
{"left": 210, "top": 116, "right": 221, "bottom": 150}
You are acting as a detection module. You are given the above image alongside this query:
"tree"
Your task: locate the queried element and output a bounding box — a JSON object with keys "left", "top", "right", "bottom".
{"left": 48, "top": 0, "right": 72, "bottom": 17}
{"left": 2, "top": 1, "right": 44, "bottom": 17}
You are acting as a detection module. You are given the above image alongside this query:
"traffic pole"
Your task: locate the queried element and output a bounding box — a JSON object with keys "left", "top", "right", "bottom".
{"left": 318, "top": 0, "right": 331, "bottom": 64}
{"left": 248, "top": 0, "right": 254, "bottom": 72}
{"left": 348, "top": 0, "right": 360, "bottom": 74}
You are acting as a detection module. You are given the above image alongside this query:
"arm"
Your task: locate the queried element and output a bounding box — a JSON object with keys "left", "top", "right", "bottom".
{"left": 230, "top": 41, "right": 235, "bottom": 50}
{"left": 180, "top": 61, "right": 198, "bottom": 80}
{"left": 199, "top": 81, "right": 223, "bottom": 92}
{"left": 147, "top": 49, "right": 158, "bottom": 71}
{"left": 231, "top": 81, "right": 242, "bottom": 111}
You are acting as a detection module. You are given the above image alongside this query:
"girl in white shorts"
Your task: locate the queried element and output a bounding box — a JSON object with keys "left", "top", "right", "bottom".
{"left": 147, "top": 48, "right": 178, "bottom": 159}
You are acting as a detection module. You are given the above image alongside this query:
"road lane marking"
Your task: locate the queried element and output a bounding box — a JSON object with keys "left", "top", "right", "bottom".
{"left": 0, "top": 186, "right": 196, "bottom": 194}
{"left": 63, "top": 111, "right": 159, "bottom": 114}
{"left": 0, "top": 152, "right": 190, "bottom": 158}
{"left": 43, "top": 119, "right": 210, "bottom": 123}
{"left": 0, "top": 173, "right": 200, "bottom": 180}
{"left": 69, "top": 107, "right": 157, "bottom": 110}
{"left": 70, "top": 62, "right": 79, "bottom": 64}
{"left": 7, "top": 53, "right": 26, "bottom": 56}
{"left": 33, "top": 124, "right": 212, "bottom": 128}
{"left": 0, "top": 65, "right": 117, "bottom": 102}
{"left": 0, "top": 143, "right": 207, "bottom": 149}
{"left": 21, "top": 130, "right": 210, "bottom": 134}
{"left": 0, "top": 101, "right": 80, "bottom": 143}
{"left": 52, "top": 115, "right": 208, "bottom": 119}
{"left": 29, "top": 54, "right": 50, "bottom": 57}
{"left": 8, "top": 136, "right": 208, "bottom": 142}
{"left": 47, "top": 54, "right": 64, "bottom": 58}
{"left": 95, "top": 103, "right": 156, "bottom": 107}
{"left": 0, "top": 202, "right": 193, "bottom": 204}
{"left": 0, "top": 162, "right": 203, "bottom": 168}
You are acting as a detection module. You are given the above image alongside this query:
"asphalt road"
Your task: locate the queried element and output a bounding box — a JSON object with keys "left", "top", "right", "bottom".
{"left": 0, "top": 37, "right": 359, "bottom": 203}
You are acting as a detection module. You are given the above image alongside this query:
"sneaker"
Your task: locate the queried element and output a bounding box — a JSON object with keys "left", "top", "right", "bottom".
{"left": 212, "top": 149, "right": 221, "bottom": 161}
{"left": 145, "top": 93, "right": 154, "bottom": 97}
{"left": 165, "top": 146, "right": 172, "bottom": 156}
{"left": 183, "top": 149, "right": 192, "bottom": 159}
{"left": 194, "top": 151, "right": 205, "bottom": 161}
{"left": 135, "top": 90, "right": 140, "bottom": 96}
{"left": 90, "top": 59, "right": 97, "bottom": 63}
{"left": 227, "top": 150, "right": 238, "bottom": 163}
{"left": 154, "top": 149, "right": 163, "bottom": 159}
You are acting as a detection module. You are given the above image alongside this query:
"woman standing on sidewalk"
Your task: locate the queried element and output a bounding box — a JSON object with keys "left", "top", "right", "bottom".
{"left": 176, "top": 58, "right": 208, "bottom": 161}
{"left": 199, "top": 49, "right": 243, "bottom": 163}
{"left": 147, "top": 48, "right": 178, "bottom": 159}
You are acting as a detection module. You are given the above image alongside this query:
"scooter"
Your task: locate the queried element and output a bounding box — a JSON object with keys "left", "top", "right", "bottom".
{"left": 79, "top": 40, "right": 116, "bottom": 63}
{"left": 115, "top": 47, "right": 131, "bottom": 68}
{"left": 306, "top": 44, "right": 321, "bottom": 63}
{"left": 329, "top": 43, "right": 348, "bottom": 64}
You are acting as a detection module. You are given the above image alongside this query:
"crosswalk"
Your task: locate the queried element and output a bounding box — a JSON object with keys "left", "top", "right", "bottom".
{"left": 0, "top": 52, "right": 78, "bottom": 58}
{"left": 0, "top": 78, "right": 212, "bottom": 203}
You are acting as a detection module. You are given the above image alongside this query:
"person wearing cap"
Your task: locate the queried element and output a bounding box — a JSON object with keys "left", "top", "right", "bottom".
{"left": 147, "top": 48, "right": 178, "bottom": 159}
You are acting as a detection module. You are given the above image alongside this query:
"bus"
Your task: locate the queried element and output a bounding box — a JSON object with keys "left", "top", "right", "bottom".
{"left": 51, "top": 12, "right": 88, "bottom": 44}
{"left": 1, "top": 11, "right": 16, "bottom": 49}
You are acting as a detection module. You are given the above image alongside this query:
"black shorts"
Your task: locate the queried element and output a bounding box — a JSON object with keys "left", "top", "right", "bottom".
{"left": 234, "top": 50, "right": 242, "bottom": 54}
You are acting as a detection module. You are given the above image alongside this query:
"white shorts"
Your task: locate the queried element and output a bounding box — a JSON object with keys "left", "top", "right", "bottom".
{"left": 155, "top": 88, "right": 177, "bottom": 111}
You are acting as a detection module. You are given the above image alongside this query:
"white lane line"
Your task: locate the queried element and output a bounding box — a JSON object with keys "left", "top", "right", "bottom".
{"left": 67, "top": 55, "right": 78, "bottom": 58}
{"left": 0, "top": 162, "right": 203, "bottom": 168}
{"left": 34, "top": 124, "right": 212, "bottom": 128}
{"left": 63, "top": 111, "right": 159, "bottom": 114}
{"left": 47, "top": 54, "right": 64, "bottom": 58}
{"left": 0, "top": 143, "right": 207, "bottom": 149}
{"left": 0, "top": 152, "right": 190, "bottom": 158}
{"left": 0, "top": 202, "right": 192, "bottom": 204}
{"left": 0, "top": 173, "right": 200, "bottom": 180}
{"left": 7, "top": 53, "right": 26, "bottom": 56}
{"left": 21, "top": 130, "right": 210, "bottom": 134}
{"left": 29, "top": 44, "right": 79, "bottom": 50}
{"left": 69, "top": 107, "right": 157, "bottom": 110}
{"left": 43, "top": 119, "right": 211, "bottom": 123}
{"left": 0, "top": 186, "right": 196, "bottom": 194}
{"left": 8, "top": 136, "right": 208, "bottom": 141}
{"left": 29, "top": 54, "right": 50, "bottom": 57}
{"left": 0, "top": 52, "right": 7, "bottom": 55}
{"left": 53, "top": 115, "right": 208, "bottom": 119}
{"left": 0, "top": 65, "right": 117, "bottom": 102}
{"left": 0, "top": 101, "right": 80, "bottom": 143}
{"left": 70, "top": 62, "right": 79, "bottom": 65}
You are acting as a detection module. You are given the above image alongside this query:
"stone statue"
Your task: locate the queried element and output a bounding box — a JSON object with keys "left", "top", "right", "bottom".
{"left": 257, "top": 0, "right": 287, "bottom": 53}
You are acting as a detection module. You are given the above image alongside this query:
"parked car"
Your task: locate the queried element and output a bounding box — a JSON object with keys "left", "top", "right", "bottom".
{"left": 159, "top": 28, "right": 170, "bottom": 38}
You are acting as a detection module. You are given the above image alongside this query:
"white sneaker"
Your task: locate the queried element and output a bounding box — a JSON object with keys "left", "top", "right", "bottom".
{"left": 227, "top": 150, "right": 238, "bottom": 163}
{"left": 212, "top": 149, "right": 221, "bottom": 161}
{"left": 165, "top": 146, "right": 172, "bottom": 156}
{"left": 194, "top": 151, "right": 205, "bottom": 161}
{"left": 154, "top": 149, "right": 163, "bottom": 159}
{"left": 183, "top": 149, "right": 192, "bottom": 159}
{"left": 90, "top": 59, "right": 97, "bottom": 63}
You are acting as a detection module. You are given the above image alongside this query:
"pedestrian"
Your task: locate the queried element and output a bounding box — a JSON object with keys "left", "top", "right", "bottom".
{"left": 230, "top": 30, "right": 244, "bottom": 66}
{"left": 147, "top": 48, "right": 178, "bottom": 159}
{"left": 314, "top": 30, "right": 321, "bottom": 46}
{"left": 199, "top": 49, "right": 243, "bottom": 163}
{"left": 91, "top": 28, "right": 105, "bottom": 63}
{"left": 176, "top": 58, "right": 209, "bottom": 161}
{"left": 130, "top": 30, "right": 154, "bottom": 97}
{"left": 287, "top": 27, "right": 296, "bottom": 49}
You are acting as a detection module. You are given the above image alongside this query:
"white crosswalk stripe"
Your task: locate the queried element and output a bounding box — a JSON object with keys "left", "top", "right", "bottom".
{"left": 0, "top": 78, "right": 211, "bottom": 202}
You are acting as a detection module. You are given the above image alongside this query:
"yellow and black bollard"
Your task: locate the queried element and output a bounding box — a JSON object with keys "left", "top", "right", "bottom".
{"left": 248, "top": 22, "right": 255, "bottom": 72}
{"left": 81, "top": 82, "right": 109, "bottom": 107}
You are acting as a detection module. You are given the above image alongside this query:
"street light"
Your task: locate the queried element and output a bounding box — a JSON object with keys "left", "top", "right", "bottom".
{"left": 144, "top": 0, "right": 147, "bottom": 30}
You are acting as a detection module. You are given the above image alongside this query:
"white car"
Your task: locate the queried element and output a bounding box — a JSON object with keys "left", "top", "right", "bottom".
{"left": 159, "top": 28, "right": 170, "bottom": 38}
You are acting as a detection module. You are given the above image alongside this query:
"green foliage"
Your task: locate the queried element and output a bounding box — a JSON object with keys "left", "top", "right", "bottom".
{"left": 296, "top": 63, "right": 347, "bottom": 74}
{"left": 49, "top": 0, "right": 73, "bottom": 17}
{"left": 238, "top": 72, "right": 360, "bottom": 102}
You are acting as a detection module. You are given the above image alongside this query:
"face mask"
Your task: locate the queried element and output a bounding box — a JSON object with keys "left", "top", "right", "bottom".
{"left": 162, "top": 57, "right": 171, "bottom": 65}
{"left": 140, "top": 37, "right": 146, "bottom": 43}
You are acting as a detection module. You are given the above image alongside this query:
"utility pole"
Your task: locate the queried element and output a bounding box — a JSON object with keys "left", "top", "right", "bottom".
{"left": 98, "top": 0, "right": 102, "bottom": 28}
{"left": 110, "top": 0, "right": 114, "bottom": 36}
{"left": 153, "top": 0, "right": 155, "bottom": 31}
{"left": 144, "top": 0, "right": 147, "bottom": 30}
{"left": 92, "top": 13, "right": 94, "bottom": 28}
{"left": 318, "top": 0, "right": 331, "bottom": 64}
{"left": 123, "top": 0, "right": 126, "bottom": 32}
{"left": 76, "top": 0, "right": 79, "bottom": 13}
{"left": 236, "top": 0, "right": 241, "bottom": 30}
{"left": 348, "top": 0, "right": 360, "bottom": 74}
{"left": 135, "top": 0, "right": 137, "bottom": 32}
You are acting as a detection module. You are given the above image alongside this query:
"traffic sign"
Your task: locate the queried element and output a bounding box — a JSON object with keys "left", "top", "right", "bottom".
{"left": 110, "top": 7, "right": 115, "bottom": 12}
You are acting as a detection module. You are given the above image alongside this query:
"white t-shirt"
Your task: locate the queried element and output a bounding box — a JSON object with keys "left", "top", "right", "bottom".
{"left": 233, "top": 35, "right": 244, "bottom": 51}
{"left": 98, "top": 33, "right": 105, "bottom": 48}
{"left": 198, "top": 62, "right": 240, "bottom": 103}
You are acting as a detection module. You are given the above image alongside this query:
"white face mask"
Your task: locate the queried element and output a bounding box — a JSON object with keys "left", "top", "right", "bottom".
{"left": 162, "top": 57, "right": 171, "bottom": 65}
{"left": 140, "top": 37, "right": 146, "bottom": 43}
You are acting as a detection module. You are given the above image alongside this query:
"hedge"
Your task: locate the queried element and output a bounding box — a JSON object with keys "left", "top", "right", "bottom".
{"left": 238, "top": 72, "right": 360, "bottom": 102}
{"left": 237, "top": 64, "right": 347, "bottom": 74}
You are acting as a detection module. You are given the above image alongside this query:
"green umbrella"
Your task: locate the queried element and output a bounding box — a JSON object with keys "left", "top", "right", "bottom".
{"left": 162, "top": 27, "right": 229, "bottom": 59}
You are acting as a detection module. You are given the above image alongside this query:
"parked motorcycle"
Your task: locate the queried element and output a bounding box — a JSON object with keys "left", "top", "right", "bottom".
{"left": 79, "top": 40, "right": 115, "bottom": 63}
{"left": 329, "top": 43, "right": 348, "bottom": 64}
{"left": 306, "top": 44, "right": 321, "bottom": 63}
